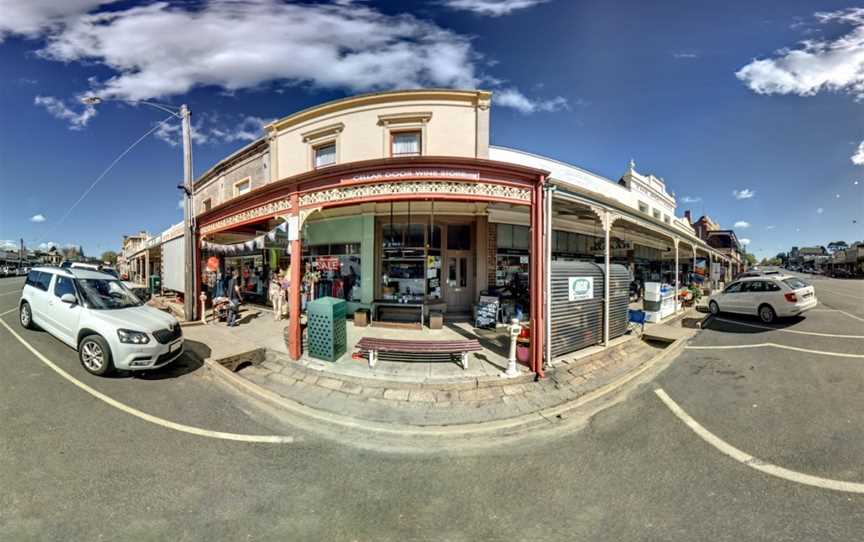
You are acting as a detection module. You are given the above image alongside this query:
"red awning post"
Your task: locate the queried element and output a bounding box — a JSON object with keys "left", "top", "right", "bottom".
{"left": 288, "top": 193, "right": 303, "bottom": 360}
{"left": 529, "top": 176, "right": 546, "bottom": 378}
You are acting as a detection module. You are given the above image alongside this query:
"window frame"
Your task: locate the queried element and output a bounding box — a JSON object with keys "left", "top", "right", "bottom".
{"left": 638, "top": 201, "right": 649, "bottom": 214}
{"left": 313, "top": 142, "right": 337, "bottom": 169}
{"left": 390, "top": 130, "right": 422, "bottom": 157}
{"left": 233, "top": 177, "right": 251, "bottom": 197}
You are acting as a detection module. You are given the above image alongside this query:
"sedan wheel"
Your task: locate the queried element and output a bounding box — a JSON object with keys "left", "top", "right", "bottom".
{"left": 79, "top": 335, "right": 113, "bottom": 376}
{"left": 759, "top": 305, "right": 776, "bottom": 324}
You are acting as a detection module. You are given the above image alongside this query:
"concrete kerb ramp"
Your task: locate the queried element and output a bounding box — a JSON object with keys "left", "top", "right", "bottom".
{"left": 202, "top": 337, "right": 690, "bottom": 453}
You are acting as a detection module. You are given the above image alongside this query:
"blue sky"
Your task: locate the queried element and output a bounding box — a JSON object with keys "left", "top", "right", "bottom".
{"left": 1, "top": 0, "right": 862, "bottom": 259}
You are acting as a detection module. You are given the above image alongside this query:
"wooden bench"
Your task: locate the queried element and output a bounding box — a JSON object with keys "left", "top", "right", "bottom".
{"left": 355, "top": 338, "right": 483, "bottom": 369}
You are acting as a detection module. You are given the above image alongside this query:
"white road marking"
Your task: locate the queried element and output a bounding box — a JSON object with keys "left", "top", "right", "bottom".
{"left": 654, "top": 388, "right": 864, "bottom": 494}
{"left": 685, "top": 343, "right": 864, "bottom": 359}
{"left": 0, "top": 307, "right": 17, "bottom": 317}
{"left": 0, "top": 318, "right": 294, "bottom": 444}
{"left": 713, "top": 317, "right": 864, "bottom": 339}
{"left": 837, "top": 310, "right": 864, "bottom": 323}
{"left": 816, "top": 286, "right": 864, "bottom": 301}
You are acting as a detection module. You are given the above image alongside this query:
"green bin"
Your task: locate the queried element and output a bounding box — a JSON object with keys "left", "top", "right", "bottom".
{"left": 149, "top": 275, "right": 161, "bottom": 295}
{"left": 307, "top": 297, "right": 347, "bottom": 362}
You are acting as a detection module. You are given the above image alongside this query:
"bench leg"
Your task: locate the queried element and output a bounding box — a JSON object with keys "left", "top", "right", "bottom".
{"left": 460, "top": 352, "right": 468, "bottom": 370}
{"left": 368, "top": 350, "right": 377, "bottom": 369}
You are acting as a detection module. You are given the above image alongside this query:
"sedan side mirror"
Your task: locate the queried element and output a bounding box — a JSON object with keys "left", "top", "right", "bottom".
{"left": 60, "top": 293, "right": 77, "bottom": 304}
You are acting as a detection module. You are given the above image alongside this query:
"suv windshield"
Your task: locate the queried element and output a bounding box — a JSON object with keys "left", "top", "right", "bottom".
{"left": 76, "top": 278, "right": 142, "bottom": 309}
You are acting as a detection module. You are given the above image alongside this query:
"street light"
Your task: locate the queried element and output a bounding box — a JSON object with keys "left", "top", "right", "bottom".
{"left": 82, "top": 95, "right": 196, "bottom": 321}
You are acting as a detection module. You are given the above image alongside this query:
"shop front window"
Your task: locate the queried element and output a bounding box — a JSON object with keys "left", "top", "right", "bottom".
{"left": 302, "top": 242, "right": 361, "bottom": 302}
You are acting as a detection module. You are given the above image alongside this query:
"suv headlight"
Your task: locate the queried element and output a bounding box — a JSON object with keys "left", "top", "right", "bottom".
{"left": 117, "top": 329, "right": 150, "bottom": 344}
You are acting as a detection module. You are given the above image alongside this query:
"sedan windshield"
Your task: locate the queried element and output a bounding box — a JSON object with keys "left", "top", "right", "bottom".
{"left": 76, "top": 278, "right": 142, "bottom": 310}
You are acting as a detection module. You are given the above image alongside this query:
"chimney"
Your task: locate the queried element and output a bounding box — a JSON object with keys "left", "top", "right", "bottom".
{"left": 684, "top": 210, "right": 692, "bottom": 224}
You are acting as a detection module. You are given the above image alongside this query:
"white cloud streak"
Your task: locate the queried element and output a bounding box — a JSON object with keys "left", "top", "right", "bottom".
{"left": 733, "top": 188, "right": 755, "bottom": 200}
{"left": 680, "top": 195, "right": 702, "bottom": 203}
{"left": 442, "top": 0, "right": 549, "bottom": 17}
{"left": 34, "top": 95, "right": 96, "bottom": 129}
{"left": 152, "top": 114, "right": 273, "bottom": 147}
{"left": 733, "top": 220, "right": 750, "bottom": 228}
{"left": 494, "top": 88, "right": 569, "bottom": 114}
{"left": 739, "top": 238, "right": 751, "bottom": 246}
{"left": 0, "top": 0, "right": 117, "bottom": 41}
{"left": 30, "top": 214, "right": 46, "bottom": 223}
{"left": 18, "top": 0, "right": 564, "bottom": 127}
{"left": 0, "top": 239, "right": 18, "bottom": 251}
{"left": 38, "top": 1, "right": 479, "bottom": 100}
{"left": 816, "top": 207, "right": 824, "bottom": 214}
{"left": 736, "top": 8, "right": 864, "bottom": 99}
{"left": 852, "top": 141, "right": 864, "bottom": 165}
{"left": 672, "top": 51, "right": 699, "bottom": 59}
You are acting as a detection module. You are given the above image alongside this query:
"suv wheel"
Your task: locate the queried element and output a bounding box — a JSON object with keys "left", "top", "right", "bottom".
{"left": 79, "top": 335, "right": 113, "bottom": 376}
{"left": 19, "top": 301, "right": 35, "bottom": 330}
{"left": 709, "top": 300, "right": 720, "bottom": 316}
{"left": 759, "top": 304, "right": 776, "bottom": 324}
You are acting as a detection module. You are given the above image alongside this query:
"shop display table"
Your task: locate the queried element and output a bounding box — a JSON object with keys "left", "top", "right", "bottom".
{"left": 371, "top": 299, "right": 425, "bottom": 328}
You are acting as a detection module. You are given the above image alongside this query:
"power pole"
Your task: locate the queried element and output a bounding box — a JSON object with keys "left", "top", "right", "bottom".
{"left": 19, "top": 238, "right": 24, "bottom": 269}
{"left": 181, "top": 104, "right": 195, "bottom": 321}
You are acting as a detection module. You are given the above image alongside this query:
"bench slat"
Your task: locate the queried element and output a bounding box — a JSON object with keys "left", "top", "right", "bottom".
{"left": 356, "top": 338, "right": 482, "bottom": 353}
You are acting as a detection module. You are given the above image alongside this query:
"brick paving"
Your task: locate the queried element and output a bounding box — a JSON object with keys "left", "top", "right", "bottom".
{"left": 236, "top": 337, "right": 667, "bottom": 426}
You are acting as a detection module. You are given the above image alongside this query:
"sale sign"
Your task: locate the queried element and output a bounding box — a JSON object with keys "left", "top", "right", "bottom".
{"left": 317, "top": 256, "right": 341, "bottom": 272}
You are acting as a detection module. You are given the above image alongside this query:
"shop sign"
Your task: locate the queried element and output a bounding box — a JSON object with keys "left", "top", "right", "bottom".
{"left": 711, "top": 262, "right": 722, "bottom": 281}
{"left": 346, "top": 169, "right": 480, "bottom": 183}
{"left": 568, "top": 276, "right": 594, "bottom": 301}
{"left": 317, "top": 256, "right": 341, "bottom": 272}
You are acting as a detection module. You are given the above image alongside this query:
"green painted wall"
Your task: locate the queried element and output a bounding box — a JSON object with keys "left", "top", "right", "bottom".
{"left": 304, "top": 214, "right": 375, "bottom": 308}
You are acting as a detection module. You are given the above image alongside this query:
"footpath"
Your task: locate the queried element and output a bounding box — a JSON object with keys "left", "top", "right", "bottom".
{"left": 179, "top": 308, "right": 703, "bottom": 446}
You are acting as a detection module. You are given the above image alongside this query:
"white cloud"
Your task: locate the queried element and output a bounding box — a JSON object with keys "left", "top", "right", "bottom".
{"left": 733, "top": 188, "right": 755, "bottom": 200}
{"left": 680, "top": 195, "right": 702, "bottom": 203}
{"left": 37, "top": 241, "right": 58, "bottom": 250}
{"left": 25, "top": 0, "right": 561, "bottom": 126}
{"left": 852, "top": 141, "right": 864, "bottom": 165}
{"left": 38, "top": 1, "right": 479, "bottom": 101}
{"left": 816, "top": 207, "right": 824, "bottom": 214}
{"left": 0, "top": 239, "right": 18, "bottom": 251}
{"left": 494, "top": 88, "right": 569, "bottom": 114}
{"left": 177, "top": 198, "right": 185, "bottom": 211}
{"left": 734, "top": 220, "right": 751, "bottom": 228}
{"left": 736, "top": 7, "right": 864, "bottom": 99}
{"left": 30, "top": 214, "right": 46, "bottom": 223}
{"left": 153, "top": 114, "right": 272, "bottom": 147}
{"left": 442, "top": 0, "right": 549, "bottom": 17}
{"left": 739, "top": 238, "right": 751, "bottom": 246}
{"left": 0, "top": 0, "right": 117, "bottom": 41}
{"left": 765, "top": 225, "right": 776, "bottom": 230}
{"left": 34, "top": 95, "right": 96, "bottom": 130}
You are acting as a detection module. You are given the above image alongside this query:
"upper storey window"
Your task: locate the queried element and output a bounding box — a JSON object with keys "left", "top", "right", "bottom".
{"left": 314, "top": 143, "right": 337, "bottom": 169}
{"left": 234, "top": 178, "right": 251, "bottom": 196}
{"left": 391, "top": 131, "right": 421, "bottom": 157}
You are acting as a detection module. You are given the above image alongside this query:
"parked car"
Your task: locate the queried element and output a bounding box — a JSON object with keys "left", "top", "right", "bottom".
{"left": 708, "top": 275, "right": 817, "bottom": 323}
{"left": 19, "top": 266, "right": 183, "bottom": 376}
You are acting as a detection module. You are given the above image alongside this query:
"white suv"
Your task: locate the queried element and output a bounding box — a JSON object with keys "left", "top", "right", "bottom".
{"left": 708, "top": 275, "right": 817, "bottom": 323}
{"left": 19, "top": 267, "right": 183, "bottom": 376}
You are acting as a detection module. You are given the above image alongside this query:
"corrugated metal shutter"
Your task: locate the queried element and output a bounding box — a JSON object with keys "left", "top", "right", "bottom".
{"left": 608, "top": 264, "right": 630, "bottom": 340}
{"left": 550, "top": 262, "right": 604, "bottom": 357}
{"left": 161, "top": 236, "right": 185, "bottom": 293}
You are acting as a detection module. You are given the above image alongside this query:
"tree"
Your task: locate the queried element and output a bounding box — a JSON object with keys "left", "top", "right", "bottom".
{"left": 743, "top": 253, "right": 757, "bottom": 266}
{"left": 827, "top": 241, "right": 848, "bottom": 254}
{"left": 101, "top": 251, "right": 118, "bottom": 265}
{"left": 775, "top": 252, "right": 787, "bottom": 264}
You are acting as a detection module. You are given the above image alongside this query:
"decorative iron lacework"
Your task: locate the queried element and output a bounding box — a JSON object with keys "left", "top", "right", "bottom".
{"left": 299, "top": 180, "right": 531, "bottom": 207}
{"left": 200, "top": 198, "right": 292, "bottom": 235}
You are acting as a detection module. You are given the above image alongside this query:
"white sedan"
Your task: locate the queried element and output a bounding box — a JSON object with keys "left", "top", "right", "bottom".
{"left": 708, "top": 275, "right": 817, "bottom": 323}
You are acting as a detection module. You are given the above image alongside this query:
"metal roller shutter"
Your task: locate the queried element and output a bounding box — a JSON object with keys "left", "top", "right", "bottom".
{"left": 549, "top": 261, "right": 604, "bottom": 357}
{"left": 608, "top": 264, "right": 630, "bottom": 340}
